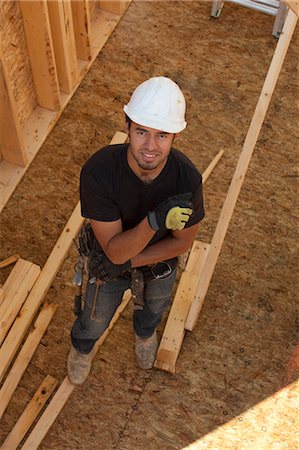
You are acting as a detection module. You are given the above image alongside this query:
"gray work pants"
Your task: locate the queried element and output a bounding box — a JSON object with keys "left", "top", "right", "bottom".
{"left": 71, "top": 268, "right": 176, "bottom": 354}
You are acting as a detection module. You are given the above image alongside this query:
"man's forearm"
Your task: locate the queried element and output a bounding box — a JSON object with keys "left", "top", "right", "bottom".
{"left": 92, "top": 217, "right": 155, "bottom": 264}
{"left": 131, "top": 224, "right": 198, "bottom": 267}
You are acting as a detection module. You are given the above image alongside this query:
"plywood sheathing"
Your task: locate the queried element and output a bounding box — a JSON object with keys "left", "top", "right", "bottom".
{"left": 0, "top": 1, "right": 298, "bottom": 449}
{"left": 0, "top": 1, "right": 37, "bottom": 129}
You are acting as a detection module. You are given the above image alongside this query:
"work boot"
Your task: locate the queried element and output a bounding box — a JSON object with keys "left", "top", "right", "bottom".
{"left": 67, "top": 345, "right": 93, "bottom": 385}
{"left": 135, "top": 331, "right": 158, "bottom": 370}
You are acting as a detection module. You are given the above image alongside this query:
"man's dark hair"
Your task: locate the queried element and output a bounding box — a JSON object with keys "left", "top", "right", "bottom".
{"left": 125, "top": 114, "right": 132, "bottom": 128}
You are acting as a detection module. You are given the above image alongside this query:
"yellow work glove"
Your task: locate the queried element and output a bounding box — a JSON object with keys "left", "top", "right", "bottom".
{"left": 147, "top": 193, "right": 193, "bottom": 231}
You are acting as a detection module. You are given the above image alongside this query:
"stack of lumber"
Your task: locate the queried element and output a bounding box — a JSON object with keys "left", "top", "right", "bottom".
{"left": 0, "top": 257, "right": 58, "bottom": 449}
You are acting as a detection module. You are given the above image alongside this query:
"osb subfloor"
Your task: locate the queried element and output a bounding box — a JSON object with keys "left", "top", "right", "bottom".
{"left": 0, "top": 1, "right": 298, "bottom": 449}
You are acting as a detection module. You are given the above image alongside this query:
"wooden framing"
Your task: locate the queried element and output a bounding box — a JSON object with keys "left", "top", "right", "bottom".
{"left": 47, "top": 0, "right": 79, "bottom": 94}
{"left": 19, "top": 0, "right": 61, "bottom": 111}
{"left": 0, "top": 1, "right": 131, "bottom": 214}
{"left": 71, "top": 0, "right": 92, "bottom": 60}
{"left": 1, "top": 375, "right": 58, "bottom": 450}
{"left": 0, "top": 49, "right": 27, "bottom": 167}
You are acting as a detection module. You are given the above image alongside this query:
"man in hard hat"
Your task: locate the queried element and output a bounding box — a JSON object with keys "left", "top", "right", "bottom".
{"left": 68, "top": 77, "right": 205, "bottom": 385}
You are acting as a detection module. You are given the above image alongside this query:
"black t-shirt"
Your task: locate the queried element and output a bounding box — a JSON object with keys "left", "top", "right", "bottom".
{"left": 80, "top": 143, "right": 204, "bottom": 245}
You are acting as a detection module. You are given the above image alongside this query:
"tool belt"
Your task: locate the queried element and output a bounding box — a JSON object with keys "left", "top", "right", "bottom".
{"left": 72, "top": 220, "right": 178, "bottom": 315}
{"left": 131, "top": 258, "right": 177, "bottom": 311}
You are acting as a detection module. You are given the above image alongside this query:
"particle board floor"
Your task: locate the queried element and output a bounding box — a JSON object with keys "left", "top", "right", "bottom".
{"left": 0, "top": 1, "right": 298, "bottom": 449}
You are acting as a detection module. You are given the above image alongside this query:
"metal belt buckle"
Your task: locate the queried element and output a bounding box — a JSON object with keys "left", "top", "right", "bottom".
{"left": 150, "top": 262, "right": 172, "bottom": 279}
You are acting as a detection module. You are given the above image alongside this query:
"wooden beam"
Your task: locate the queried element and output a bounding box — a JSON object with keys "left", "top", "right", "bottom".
{"left": 0, "top": 303, "right": 58, "bottom": 420}
{"left": 47, "top": 0, "right": 79, "bottom": 94}
{"left": 0, "top": 287, "right": 4, "bottom": 306}
{"left": 0, "top": 259, "right": 41, "bottom": 347}
{"left": 20, "top": 290, "right": 131, "bottom": 450}
{"left": 1, "top": 375, "right": 58, "bottom": 450}
{"left": 19, "top": 0, "right": 61, "bottom": 111}
{"left": 285, "top": 0, "right": 299, "bottom": 16}
{"left": 154, "top": 241, "right": 210, "bottom": 373}
{"left": 185, "top": 8, "right": 298, "bottom": 331}
{"left": 99, "top": 0, "right": 129, "bottom": 15}
{"left": 71, "top": 0, "right": 92, "bottom": 60}
{"left": 0, "top": 132, "right": 127, "bottom": 384}
{"left": 0, "top": 254, "right": 20, "bottom": 269}
{"left": 202, "top": 149, "right": 224, "bottom": 185}
{"left": 0, "top": 45, "right": 27, "bottom": 166}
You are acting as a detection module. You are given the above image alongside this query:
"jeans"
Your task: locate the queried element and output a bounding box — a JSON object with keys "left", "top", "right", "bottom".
{"left": 71, "top": 268, "right": 177, "bottom": 354}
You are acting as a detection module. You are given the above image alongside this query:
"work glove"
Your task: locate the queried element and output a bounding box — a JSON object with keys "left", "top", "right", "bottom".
{"left": 147, "top": 192, "right": 193, "bottom": 231}
{"left": 89, "top": 251, "right": 131, "bottom": 282}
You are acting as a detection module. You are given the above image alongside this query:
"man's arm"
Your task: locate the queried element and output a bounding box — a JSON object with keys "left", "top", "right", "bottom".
{"left": 90, "top": 217, "right": 155, "bottom": 264}
{"left": 90, "top": 218, "right": 198, "bottom": 266}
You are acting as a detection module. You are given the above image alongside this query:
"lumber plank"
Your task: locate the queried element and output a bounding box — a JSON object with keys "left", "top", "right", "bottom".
{"left": 202, "top": 149, "right": 224, "bottom": 185}
{"left": 47, "top": 0, "right": 78, "bottom": 94}
{"left": 0, "top": 303, "right": 58, "bottom": 420}
{"left": 71, "top": 0, "right": 92, "bottom": 60}
{"left": 0, "top": 132, "right": 127, "bottom": 385}
{"left": 20, "top": 290, "right": 131, "bottom": 450}
{"left": 1, "top": 375, "right": 58, "bottom": 450}
{"left": 0, "top": 259, "right": 41, "bottom": 347}
{"left": 285, "top": 0, "right": 299, "bottom": 16}
{"left": 0, "top": 287, "right": 4, "bottom": 306}
{"left": 99, "top": 1, "right": 129, "bottom": 15}
{"left": 19, "top": 0, "right": 61, "bottom": 111}
{"left": 154, "top": 242, "right": 210, "bottom": 372}
{"left": 185, "top": 8, "right": 298, "bottom": 331}
{"left": 0, "top": 254, "right": 20, "bottom": 269}
{"left": 0, "top": 46, "right": 27, "bottom": 166}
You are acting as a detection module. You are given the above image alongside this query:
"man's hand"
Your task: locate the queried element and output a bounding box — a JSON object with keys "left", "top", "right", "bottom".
{"left": 89, "top": 252, "right": 131, "bottom": 282}
{"left": 147, "top": 193, "right": 193, "bottom": 231}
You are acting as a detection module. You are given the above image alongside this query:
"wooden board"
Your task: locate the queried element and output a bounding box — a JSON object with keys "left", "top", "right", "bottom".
{"left": 154, "top": 241, "right": 210, "bottom": 373}
{"left": 47, "top": 0, "right": 79, "bottom": 94}
{"left": 0, "top": 303, "right": 58, "bottom": 420}
{"left": 71, "top": 0, "right": 92, "bottom": 61}
{"left": 285, "top": 0, "right": 299, "bottom": 16}
{"left": 0, "top": 254, "right": 20, "bottom": 269}
{"left": 99, "top": 0, "right": 130, "bottom": 15}
{"left": 0, "top": 259, "right": 41, "bottom": 347}
{"left": 0, "top": 47, "right": 27, "bottom": 166}
{"left": 19, "top": 0, "right": 61, "bottom": 111}
{"left": 1, "top": 375, "right": 58, "bottom": 450}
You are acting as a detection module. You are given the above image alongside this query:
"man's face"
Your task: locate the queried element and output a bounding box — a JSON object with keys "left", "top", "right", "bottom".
{"left": 127, "top": 122, "right": 175, "bottom": 177}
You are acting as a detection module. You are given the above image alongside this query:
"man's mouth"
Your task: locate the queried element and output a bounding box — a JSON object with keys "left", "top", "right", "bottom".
{"left": 142, "top": 152, "right": 157, "bottom": 161}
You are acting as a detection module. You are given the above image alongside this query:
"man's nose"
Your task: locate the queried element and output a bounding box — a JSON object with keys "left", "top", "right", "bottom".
{"left": 146, "top": 134, "right": 158, "bottom": 151}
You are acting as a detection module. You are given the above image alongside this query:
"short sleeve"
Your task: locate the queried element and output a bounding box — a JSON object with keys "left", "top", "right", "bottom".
{"left": 80, "top": 165, "right": 120, "bottom": 222}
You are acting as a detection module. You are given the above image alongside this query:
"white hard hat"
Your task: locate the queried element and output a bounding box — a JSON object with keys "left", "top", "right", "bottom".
{"left": 123, "top": 76, "right": 187, "bottom": 134}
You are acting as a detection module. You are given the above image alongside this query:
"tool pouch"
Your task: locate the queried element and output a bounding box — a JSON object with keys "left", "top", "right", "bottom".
{"left": 131, "top": 268, "right": 145, "bottom": 310}
{"left": 72, "top": 221, "right": 101, "bottom": 315}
